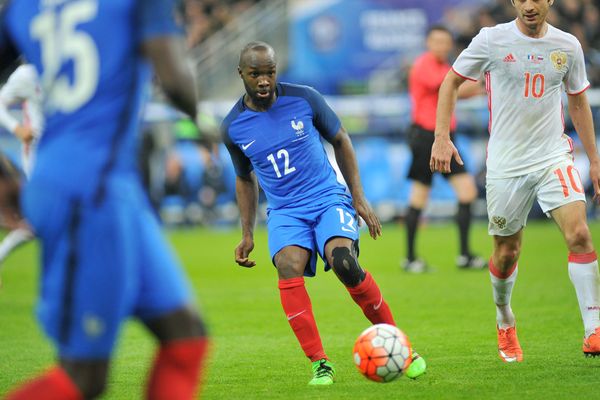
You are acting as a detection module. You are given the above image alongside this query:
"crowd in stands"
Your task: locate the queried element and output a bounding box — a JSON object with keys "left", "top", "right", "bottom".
{"left": 178, "top": 0, "right": 262, "bottom": 48}
{"left": 446, "top": 0, "right": 600, "bottom": 85}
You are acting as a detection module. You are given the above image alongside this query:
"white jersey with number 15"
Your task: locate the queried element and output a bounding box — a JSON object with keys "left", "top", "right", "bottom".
{"left": 452, "top": 20, "right": 589, "bottom": 179}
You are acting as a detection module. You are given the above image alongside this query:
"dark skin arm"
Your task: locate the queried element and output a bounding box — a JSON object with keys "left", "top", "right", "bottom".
{"left": 141, "top": 36, "right": 197, "bottom": 119}
{"left": 141, "top": 36, "right": 219, "bottom": 144}
{"left": 235, "top": 173, "right": 259, "bottom": 267}
{"left": 327, "top": 127, "right": 382, "bottom": 239}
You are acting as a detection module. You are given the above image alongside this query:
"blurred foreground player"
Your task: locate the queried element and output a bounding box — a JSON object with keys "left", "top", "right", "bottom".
{"left": 1, "top": 0, "right": 209, "bottom": 398}
{"left": 431, "top": 0, "right": 600, "bottom": 362}
{"left": 222, "top": 41, "right": 426, "bottom": 385}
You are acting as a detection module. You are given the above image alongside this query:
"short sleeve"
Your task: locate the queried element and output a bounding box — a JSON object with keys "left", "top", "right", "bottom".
{"left": 304, "top": 86, "right": 341, "bottom": 140}
{"left": 452, "top": 28, "right": 490, "bottom": 81}
{"left": 137, "top": 0, "right": 182, "bottom": 42}
{"left": 0, "top": 65, "right": 35, "bottom": 103}
{"left": 221, "top": 123, "right": 253, "bottom": 178}
{"left": 565, "top": 41, "right": 590, "bottom": 95}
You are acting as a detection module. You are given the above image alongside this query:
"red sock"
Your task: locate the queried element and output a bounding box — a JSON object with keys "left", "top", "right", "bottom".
{"left": 279, "top": 277, "right": 327, "bottom": 362}
{"left": 347, "top": 271, "right": 396, "bottom": 326}
{"left": 6, "top": 366, "right": 82, "bottom": 400}
{"left": 146, "top": 337, "right": 209, "bottom": 400}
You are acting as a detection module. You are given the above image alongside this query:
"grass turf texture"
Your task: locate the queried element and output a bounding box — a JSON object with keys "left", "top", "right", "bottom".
{"left": 1, "top": 221, "right": 600, "bottom": 399}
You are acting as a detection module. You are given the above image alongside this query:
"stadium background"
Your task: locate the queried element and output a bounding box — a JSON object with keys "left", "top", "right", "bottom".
{"left": 1, "top": 0, "right": 599, "bottom": 227}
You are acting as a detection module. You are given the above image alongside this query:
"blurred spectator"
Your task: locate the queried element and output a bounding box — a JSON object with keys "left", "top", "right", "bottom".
{"left": 165, "top": 119, "right": 225, "bottom": 224}
{"left": 139, "top": 118, "right": 227, "bottom": 226}
{"left": 179, "top": 0, "right": 262, "bottom": 48}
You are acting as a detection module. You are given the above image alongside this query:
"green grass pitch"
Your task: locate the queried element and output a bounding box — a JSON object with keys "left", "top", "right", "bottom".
{"left": 1, "top": 221, "right": 600, "bottom": 399}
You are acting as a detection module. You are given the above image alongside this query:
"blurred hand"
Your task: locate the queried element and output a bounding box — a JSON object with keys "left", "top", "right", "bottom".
{"left": 353, "top": 196, "right": 382, "bottom": 240}
{"left": 13, "top": 125, "right": 34, "bottom": 145}
{"left": 195, "top": 111, "right": 220, "bottom": 142}
{"left": 235, "top": 236, "right": 256, "bottom": 268}
{"left": 430, "top": 135, "right": 463, "bottom": 173}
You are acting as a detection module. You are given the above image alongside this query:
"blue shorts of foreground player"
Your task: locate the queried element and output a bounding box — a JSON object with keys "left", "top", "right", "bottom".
{"left": 267, "top": 195, "right": 359, "bottom": 277}
{"left": 22, "top": 173, "right": 193, "bottom": 359}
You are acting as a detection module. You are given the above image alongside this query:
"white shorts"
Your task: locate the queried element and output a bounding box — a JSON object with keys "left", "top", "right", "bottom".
{"left": 486, "top": 157, "right": 586, "bottom": 236}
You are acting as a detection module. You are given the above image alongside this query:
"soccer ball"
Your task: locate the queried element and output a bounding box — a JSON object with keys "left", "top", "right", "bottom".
{"left": 353, "top": 323, "right": 412, "bottom": 383}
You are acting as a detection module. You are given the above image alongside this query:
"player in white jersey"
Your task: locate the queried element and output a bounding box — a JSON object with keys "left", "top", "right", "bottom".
{"left": 0, "top": 64, "right": 41, "bottom": 282}
{"left": 431, "top": 0, "right": 600, "bottom": 362}
{"left": 0, "top": 63, "right": 43, "bottom": 175}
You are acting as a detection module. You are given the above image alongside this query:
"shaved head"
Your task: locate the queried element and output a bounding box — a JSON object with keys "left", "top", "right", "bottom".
{"left": 237, "top": 41, "right": 278, "bottom": 111}
{"left": 238, "top": 41, "right": 276, "bottom": 68}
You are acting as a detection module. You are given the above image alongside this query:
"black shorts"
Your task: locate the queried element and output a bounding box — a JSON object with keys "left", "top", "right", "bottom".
{"left": 407, "top": 124, "right": 467, "bottom": 186}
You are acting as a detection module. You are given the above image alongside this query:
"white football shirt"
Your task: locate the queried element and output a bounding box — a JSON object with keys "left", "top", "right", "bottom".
{"left": 0, "top": 64, "right": 43, "bottom": 137}
{"left": 452, "top": 20, "right": 589, "bottom": 179}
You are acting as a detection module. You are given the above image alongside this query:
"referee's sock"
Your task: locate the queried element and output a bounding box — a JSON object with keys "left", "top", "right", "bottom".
{"left": 406, "top": 206, "right": 422, "bottom": 261}
{"left": 456, "top": 202, "right": 472, "bottom": 256}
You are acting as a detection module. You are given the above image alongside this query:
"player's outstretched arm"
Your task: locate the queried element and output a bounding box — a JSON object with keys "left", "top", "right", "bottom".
{"left": 568, "top": 91, "right": 600, "bottom": 202}
{"left": 328, "top": 127, "right": 381, "bottom": 239}
{"left": 430, "top": 70, "right": 466, "bottom": 173}
{"left": 235, "top": 173, "right": 258, "bottom": 267}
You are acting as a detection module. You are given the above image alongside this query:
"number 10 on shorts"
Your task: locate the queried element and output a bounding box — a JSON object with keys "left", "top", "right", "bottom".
{"left": 554, "top": 165, "right": 583, "bottom": 198}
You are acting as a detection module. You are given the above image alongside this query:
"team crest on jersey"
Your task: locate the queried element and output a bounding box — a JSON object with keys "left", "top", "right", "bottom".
{"left": 550, "top": 51, "right": 567, "bottom": 71}
{"left": 291, "top": 119, "right": 305, "bottom": 137}
{"left": 492, "top": 216, "right": 507, "bottom": 230}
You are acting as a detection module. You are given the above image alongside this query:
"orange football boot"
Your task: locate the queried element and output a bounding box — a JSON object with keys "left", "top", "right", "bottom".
{"left": 583, "top": 327, "right": 600, "bottom": 357}
{"left": 497, "top": 326, "right": 523, "bottom": 363}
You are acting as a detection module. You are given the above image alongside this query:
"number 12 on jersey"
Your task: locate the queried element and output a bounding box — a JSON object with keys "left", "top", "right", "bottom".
{"left": 267, "top": 149, "right": 296, "bottom": 178}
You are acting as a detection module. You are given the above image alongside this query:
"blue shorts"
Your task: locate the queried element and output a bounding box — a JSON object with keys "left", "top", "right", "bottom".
{"left": 23, "top": 175, "right": 192, "bottom": 359}
{"left": 266, "top": 195, "right": 359, "bottom": 277}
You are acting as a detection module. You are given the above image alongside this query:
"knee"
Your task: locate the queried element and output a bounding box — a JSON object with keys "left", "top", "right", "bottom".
{"left": 275, "top": 253, "right": 305, "bottom": 279}
{"left": 457, "top": 186, "right": 477, "bottom": 204}
{"left": 177, "top": 307, "right": 208, "bottom": 339}
{"left": 330, "top": 246, "right": 365, "bottom": 287}
{"left": 61, "top": 361, "right": 109, "bottom": 399}
{"left": 454, "top": 176, "right": 477, "bottom": 203}
{"left": 564, "top": 224, "right": 592, "bottom": 252}
{"left": 495, "top": 242, "right": 520, "bottom": 269}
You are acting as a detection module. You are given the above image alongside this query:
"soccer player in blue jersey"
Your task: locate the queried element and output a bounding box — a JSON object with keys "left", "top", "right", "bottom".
{"left": 222, "top": 41, "right": 426, "bottom": 385}
{"left": 0, "top": 1, "right": 209, "bottom": 399}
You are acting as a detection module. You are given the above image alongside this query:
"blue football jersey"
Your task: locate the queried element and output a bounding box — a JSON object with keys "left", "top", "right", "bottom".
{"left": 1, "top": 0, "right": 181, "bottom": 198}
{"left": 222, "top": 83, "right": 349, "bottom": 210}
